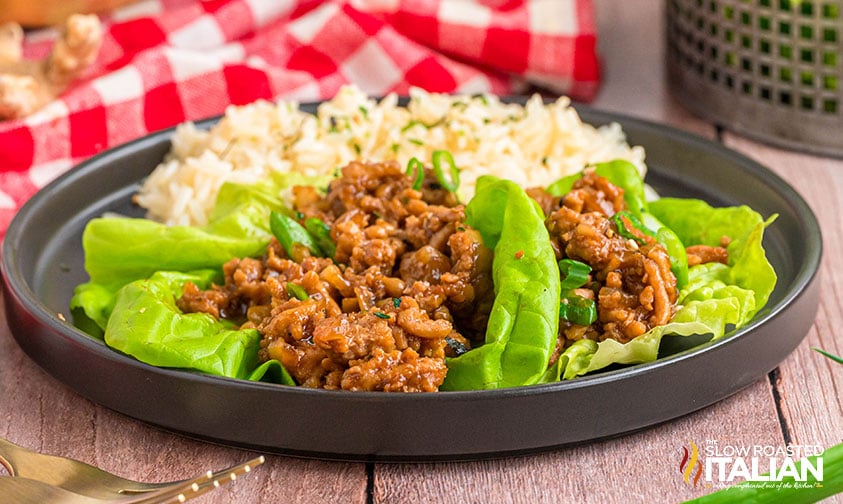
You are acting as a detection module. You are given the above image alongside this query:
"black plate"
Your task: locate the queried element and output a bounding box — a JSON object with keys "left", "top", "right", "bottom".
{"left": 1, "top": 106, "right": 822, "bottom": 461}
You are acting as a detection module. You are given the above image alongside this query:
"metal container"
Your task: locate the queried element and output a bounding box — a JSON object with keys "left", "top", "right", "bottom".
{"left": 666, "top": 0, "right": 843, "bottom": 157}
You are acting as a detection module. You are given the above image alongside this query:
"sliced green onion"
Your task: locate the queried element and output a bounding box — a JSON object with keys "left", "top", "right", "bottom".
{"left": 305, "top": 217, "right": 336, "bottom": 259}
{"left": 270, "top": 211, "right": 323, "bottom": 259}
{"left": 656, "top": 225, "right": 689, "bottom": 290}
{"left": 558, "top": 259, "right": 591, "bottom": 290}
{"left": 401, "top": 120, "right": 422, "bottom": 132}
{"left": 813, "top": 347, "right": 843, "bottom": 364}
{"left": 431, "top": 150, "right": 460, "bottom": 192}
{"left": 392, "top": 297, "right": 402, "bottom": 308}
{"left": 401, "top": 119, "right": 444, "bottom": 132}
{"left": 286, "top": 282, "right": 309, "bottom": 301}
{"left": 559, "top": 295, "right": 597, "bottom": 326}
{"left": 374, "top": 311, "right": 391, "bottom": 319}
{"left": 612, "top": 210, "right": 657, "bottom": 244}
{"left": 406, "top": 157, "right": 425, "bottom": 190}
{"left": 558, "top": 259, "right": 596, "bottom": 325}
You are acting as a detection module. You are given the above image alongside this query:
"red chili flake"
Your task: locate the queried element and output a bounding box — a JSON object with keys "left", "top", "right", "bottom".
{"left": 514, "top": 250, "right": 524, "bottom": 259}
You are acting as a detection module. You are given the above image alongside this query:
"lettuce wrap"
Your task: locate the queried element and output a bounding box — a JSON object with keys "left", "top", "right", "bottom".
{"left": 548, "top": 161, "right": 777, "bottom": 379}
{"left": 70, "top": 173, "right": 322, "bottom": 383}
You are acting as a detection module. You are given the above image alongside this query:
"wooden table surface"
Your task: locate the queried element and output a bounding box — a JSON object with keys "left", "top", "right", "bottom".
{"left": 2, "top": 1, "right": 842, "bottom": 503}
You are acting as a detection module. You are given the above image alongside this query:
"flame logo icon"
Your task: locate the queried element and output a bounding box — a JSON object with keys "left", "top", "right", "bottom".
{"left": 679, "top": 441, "right": 703, "bottom": 487}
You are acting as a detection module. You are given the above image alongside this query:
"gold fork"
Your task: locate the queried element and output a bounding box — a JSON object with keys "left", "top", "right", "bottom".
{"left": 115, "top": 455, "right": 265, "bottom": 504}
{"left": 0, "top": 437, "right": 264, "bottom": 502}
{"left": 0, "top": 456, "right": 264, "bottom": 503}
{"left": 0, "top": 476, "right": 114, "bottom": 504}
{"left": 0, "top": 437, "right": 180, "bottom": 498}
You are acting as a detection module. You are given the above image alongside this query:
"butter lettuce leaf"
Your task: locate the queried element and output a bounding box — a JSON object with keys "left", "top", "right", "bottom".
{"left": 105, "top": 271, "right": 260, "bottom": 379}
{"left": 81, "top": 175, "right": 296, "bottom": 292}
{"left": 70, "top": 173, "right": 328, "bottom": 383}
{"left": 442, "top": 176, "right": 561, "bottom": 390}
{"left": 560, "top": 198, "right": 777, "bottom": 379}
{"left": 650, "top": 198, "right": 777, "bottom": 316}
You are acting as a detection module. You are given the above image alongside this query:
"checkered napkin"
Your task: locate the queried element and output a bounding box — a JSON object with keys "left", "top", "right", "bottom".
{"left": 0, "top": 0, "right": 600, "bottom": 238}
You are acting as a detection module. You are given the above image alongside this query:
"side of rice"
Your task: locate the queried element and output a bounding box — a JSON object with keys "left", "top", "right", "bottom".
{"left": 134, "top": 85, "right": 646, "bottom": 226}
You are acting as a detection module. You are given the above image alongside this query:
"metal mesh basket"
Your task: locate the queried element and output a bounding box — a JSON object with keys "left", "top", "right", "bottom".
{"left": 666, "top": 0, "right": 843, "bottom": 157}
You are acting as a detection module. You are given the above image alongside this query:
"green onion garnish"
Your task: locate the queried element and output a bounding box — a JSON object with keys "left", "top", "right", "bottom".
{"left": 393, "top": 298, "right": 402, "bottom": 308}
{"left": 612, "top": 211, "right": 657, "bottom": 245}
{"left": 286, "top": 282, "right": 309, "bottom": 301}
{"left": 401, "top": 120, "right": 421, "bottom": 132}
{"left": 270, "top": 211, "right": 323, "bottom": 259}
{"left": 559, "top": 295, "right": 597, "bottom": 326}
{"left": 813, "top": 347, "right": 843, "bottom": 364}
{"left": 374, "top": 312, "right": 391, "bottom": 319}
{"left": 406, "top": 157, "right": 425, "bottom": 190}
{"left": 304, "top": 217, "right": 336, "bottom": 259}
{"left": 559, "top": 259, "right": 591, "bottom": 291}
{"left": 431, "top": 150, "right": 460, "bottom": 192}
{"left": 557, "top": 259, "right": 596, "bottom": 325}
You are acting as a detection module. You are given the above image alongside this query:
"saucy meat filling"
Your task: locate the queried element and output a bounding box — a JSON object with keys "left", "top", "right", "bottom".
{"left": 530, "top": 170, "right": 729, "bottom": 363}
{"left": 178, "top": 160, "right": 494, "bottom": 392}
{"left": 178, "top": 162, "right": 733, "bottom": 389}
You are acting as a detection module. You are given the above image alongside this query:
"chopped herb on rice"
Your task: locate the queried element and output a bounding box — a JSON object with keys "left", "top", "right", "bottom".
{"left": 135, "top": 85, "right": 646, "bottom": 226}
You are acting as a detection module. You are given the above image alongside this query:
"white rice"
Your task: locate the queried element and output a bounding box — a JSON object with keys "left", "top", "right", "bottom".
{"left": 135, "top": 85, "right": 646, "bottom": 226}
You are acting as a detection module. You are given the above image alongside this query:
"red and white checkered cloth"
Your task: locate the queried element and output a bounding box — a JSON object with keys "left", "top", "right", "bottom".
{"left": 0, "top": 0, "right": 600, "bottom": 238}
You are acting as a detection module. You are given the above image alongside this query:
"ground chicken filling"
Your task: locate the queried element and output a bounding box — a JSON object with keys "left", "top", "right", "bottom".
{"left": 178, "top": 162, "right": 731, "bottom": 390}
{"left": 177, "top": 160, "right": 494, "bottom": 392}
{"left": 529, "top": 170, "right": 729, "bottom": 366}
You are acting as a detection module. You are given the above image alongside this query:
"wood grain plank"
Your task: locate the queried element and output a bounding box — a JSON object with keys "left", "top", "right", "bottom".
{"left": 374, "top": 380, "right": 784, "bottom": 504}
{"left": 721, "top": 135, "right": 843, "bottom": 460}
{"left": 0, "top": 290, "right": 368, "bottom": 503}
